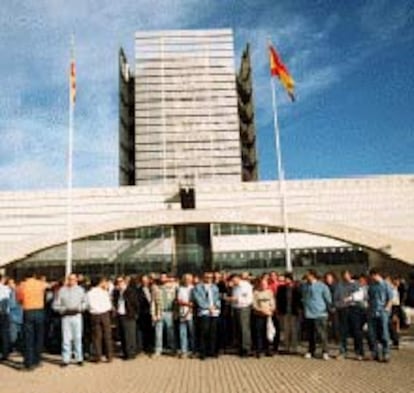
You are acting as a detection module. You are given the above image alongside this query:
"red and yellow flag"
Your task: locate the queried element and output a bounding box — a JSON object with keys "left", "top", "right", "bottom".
{"left": 70, "top": 56, "right": 76, "bottom": 105}
{"left": 269, "top": 45, "right": 295, "bottom": 101}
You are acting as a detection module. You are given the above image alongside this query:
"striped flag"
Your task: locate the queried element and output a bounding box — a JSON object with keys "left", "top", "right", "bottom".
{"left": 269, "top": 44, "right": 295, "bottom": 101}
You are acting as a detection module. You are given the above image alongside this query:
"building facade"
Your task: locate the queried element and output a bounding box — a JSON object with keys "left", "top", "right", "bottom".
{"left": 1, "top": 29, "right": 412, "bottom": 278}
{"left": 0, "top": 175, "right": 413, "bottom": 279}
{"left": 120, "top": 29, "right": 246, "bottom": 186}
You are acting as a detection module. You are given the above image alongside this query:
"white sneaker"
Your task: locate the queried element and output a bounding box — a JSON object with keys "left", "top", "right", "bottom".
{"left": 304, "top": 353, "right": 312, "bottom": 359}
{"left": 322, "top": 353, "right": 330, "bottom": 361}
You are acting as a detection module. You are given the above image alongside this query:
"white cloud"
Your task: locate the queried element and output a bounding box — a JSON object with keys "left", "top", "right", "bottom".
{"left": 0, "top": 0, "right": 198, "bottom": 191}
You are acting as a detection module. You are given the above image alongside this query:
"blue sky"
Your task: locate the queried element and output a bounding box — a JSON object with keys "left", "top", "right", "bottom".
{"left": 0, "top": 0, "right": 413, "bottom": 190}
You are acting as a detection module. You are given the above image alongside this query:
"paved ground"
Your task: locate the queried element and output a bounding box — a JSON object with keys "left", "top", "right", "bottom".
{"left": 1, "top": 342, "right": 414, "bottom": 393}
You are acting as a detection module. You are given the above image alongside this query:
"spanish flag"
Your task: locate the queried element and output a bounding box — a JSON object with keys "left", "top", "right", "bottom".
{"left": 70, "top": 49, "right": 76, "bottom": 105}
{"left": 269, "top": 44, "right": 295, "bottom": 102}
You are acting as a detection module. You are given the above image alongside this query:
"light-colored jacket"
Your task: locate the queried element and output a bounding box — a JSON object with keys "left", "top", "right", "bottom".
{"left": 151, "top": 283, "right": 177, "bottom": 320}
{"left": 53, "top": 285, "right": 87, "bottom": 315}
{"left": 192, "top": 283, "right": 221, "bottom": 317}
{"left": 253, "top": 289, "right": 275, "bottom": 316}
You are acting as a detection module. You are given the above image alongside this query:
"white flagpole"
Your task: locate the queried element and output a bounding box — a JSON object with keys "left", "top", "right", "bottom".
{"left": 270, "top": 75, "right": 292, "bottom": 272}
{"left": 66, "top": 35, "right": 75, "bottom": 276}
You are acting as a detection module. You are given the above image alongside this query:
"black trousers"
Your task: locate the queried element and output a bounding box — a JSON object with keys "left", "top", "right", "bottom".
{"left": 23, "top": 309, "right": 44, "bottom": 368}
{"left": 216, "top": 314, "right": 227, "bottom": 352}
{"left": 118, "top": 316, "right": 137, "bottom": 358}
{"left": 390, "top": 305, "right": 400, "bottom": 346}
{"left": 0, "top": 313, "right": 10, "bottom": 360}
{"left": 338, "top": 307, "right": 364, "bottom": 356}
{"left": 198, "top": 316, "right": 218, "bottom": 358}
{"left": 254, "top": 315, "right": 269, "bottom": 354}
{"left": 139, "top": 314, "right": 154, "bottom": 353}
{"left": 305, "top": 318, "right": 328, "bottom": 355}
{"left": 82, "top": 312, "right": 92, "bottom": 356}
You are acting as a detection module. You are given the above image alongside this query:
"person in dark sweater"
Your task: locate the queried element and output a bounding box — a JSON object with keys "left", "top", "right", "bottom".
{"left": 113, "top": 276, "right": 139, "bottom": 360}
{"left": 137, "top": 275, "right": 154, "bottom": 354}
{"left": 276, "top": 273, "right": 302, "bottom": 354}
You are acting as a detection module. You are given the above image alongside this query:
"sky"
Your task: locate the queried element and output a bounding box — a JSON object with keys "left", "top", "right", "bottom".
{"left": 0, "top": 0, "right": 413, "bottom": 190}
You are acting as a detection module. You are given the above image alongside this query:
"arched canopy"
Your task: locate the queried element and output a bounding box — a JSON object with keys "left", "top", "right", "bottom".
{"left": 1, "top": 209, "right": 413, "bottom": 266}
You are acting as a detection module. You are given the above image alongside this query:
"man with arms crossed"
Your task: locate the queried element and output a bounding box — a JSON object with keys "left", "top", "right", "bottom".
{"left": 53, "top": 274, "right": 87, "bottom": 366}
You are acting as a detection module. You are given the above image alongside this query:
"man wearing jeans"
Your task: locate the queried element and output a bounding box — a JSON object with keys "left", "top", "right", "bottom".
{"left": 151, "top": 273, "right": 177, "bottom": 356}
{"left": 17, "top": 271, "right": 47, "bottom": 371}
{"left": 301, "top": 270, "right": 332, "bottom": 360}
{"left": 177, "top": 274, "right": 194, "bottom": 358}
{"left": 367, "top": 268, "right": 393, "bottom": 362}
{"left": 53, "top": 274, "right": 87, "bottom": 367}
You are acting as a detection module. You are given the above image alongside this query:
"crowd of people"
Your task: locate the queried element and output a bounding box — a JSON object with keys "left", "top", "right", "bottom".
{"left": 0, "top": 267, "right": 413, "bottom": 371}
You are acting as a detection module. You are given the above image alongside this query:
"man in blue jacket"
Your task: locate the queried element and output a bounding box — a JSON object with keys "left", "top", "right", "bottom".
{"left": 301, "top": 269, "right": 332, "bottom": 360}
{"left": 192, "top": 272, "right": 221, "bottom": 360}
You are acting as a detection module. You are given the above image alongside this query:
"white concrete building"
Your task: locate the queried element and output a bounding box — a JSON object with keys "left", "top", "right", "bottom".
{"left": 0, "top": 175, "right": 412, "bottom": 277}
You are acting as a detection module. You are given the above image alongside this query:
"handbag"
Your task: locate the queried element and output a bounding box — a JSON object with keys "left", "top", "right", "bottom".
{"left": 266, "top": 316, "right": 276, "bottom": 342}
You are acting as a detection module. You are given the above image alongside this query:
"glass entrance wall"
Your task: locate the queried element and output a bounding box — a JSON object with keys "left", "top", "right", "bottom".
{"left": 213, "top": 249, "right": 369, "bottom": 277}
{"left": 6, "top": 223, "right": 369, "bottom": 280}
{"left": 174, "top": 224, "right": 212, "bottom": 275}
{"left": 7, "top": 226, "right": 175, "bottom": 280}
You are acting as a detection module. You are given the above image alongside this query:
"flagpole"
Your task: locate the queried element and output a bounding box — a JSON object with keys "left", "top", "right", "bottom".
{"left": 270, "top": 76, "right": 292, "bottom": 272}
{"left": 66, "top": 35, "right": 75, "bottom": 276}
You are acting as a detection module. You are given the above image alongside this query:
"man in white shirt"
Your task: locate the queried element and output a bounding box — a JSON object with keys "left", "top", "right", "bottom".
{"left": 86, "top": 277, "right": 113, "bottom": 363}
{"left": 228, "top": 273, "right": 253, "bottom": 357}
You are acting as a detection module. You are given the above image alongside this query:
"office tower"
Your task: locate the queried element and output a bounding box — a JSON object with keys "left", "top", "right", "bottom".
{"left": 119, "top": 48, "right": 135, "bottom": 185}
{"left": 120, "top": 29, "right": 244, "bottom": 185}
{"left": 237, "top": 44, "right": 258, "bottom": 181}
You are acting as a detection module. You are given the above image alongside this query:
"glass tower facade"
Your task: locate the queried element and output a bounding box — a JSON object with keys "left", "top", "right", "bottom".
{"left": 133, "top": 29, "right": 242, "bottom": 184}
